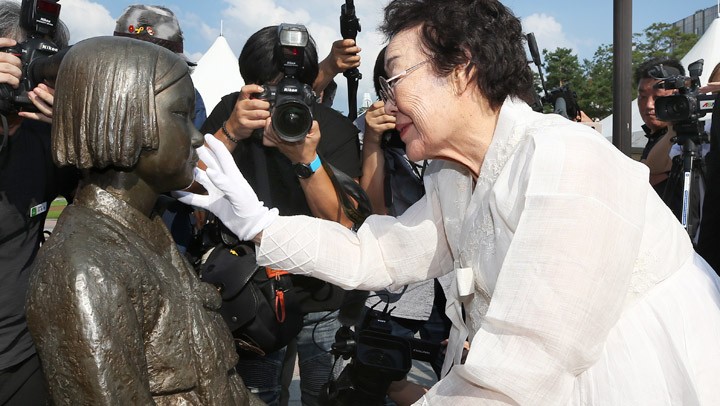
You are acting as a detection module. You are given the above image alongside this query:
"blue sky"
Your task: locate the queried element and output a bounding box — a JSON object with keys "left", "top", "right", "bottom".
{"left": 54, "top": 0, "right": 718, "bottom": 113}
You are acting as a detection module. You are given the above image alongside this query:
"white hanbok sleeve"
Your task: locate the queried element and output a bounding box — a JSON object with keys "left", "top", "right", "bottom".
{"left": 256, "top": 192, "right": 454, "bottom": 291}
{"left": 421, "top": 131, "right": 651, "bottom": 405}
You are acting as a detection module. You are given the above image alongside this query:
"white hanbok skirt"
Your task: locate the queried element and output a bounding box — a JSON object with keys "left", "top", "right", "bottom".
{"left": 571, "top": 253, "right": 720, "bottom": 405}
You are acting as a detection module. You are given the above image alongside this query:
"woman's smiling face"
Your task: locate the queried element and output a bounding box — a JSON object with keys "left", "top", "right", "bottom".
{"left": 383, "top": 26, "right": 459, "bottom": 162}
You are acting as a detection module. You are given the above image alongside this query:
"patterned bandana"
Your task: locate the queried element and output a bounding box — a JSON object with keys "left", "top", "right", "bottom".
{"left": 113, "top": 5, "right": 185, "bottom": 54}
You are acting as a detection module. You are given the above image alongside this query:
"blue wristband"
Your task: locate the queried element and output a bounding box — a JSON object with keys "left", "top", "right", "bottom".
{"left": 308, "top": 154, "right": 322, "bottom": 173}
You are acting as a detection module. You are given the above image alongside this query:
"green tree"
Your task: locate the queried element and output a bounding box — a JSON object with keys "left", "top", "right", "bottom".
{"left": 539, "top": 47, "right": 584, "bottom": 115}
{"left": 634, "top": 22, "right": 699, "bottom": 61}
{"left": 543, "top": 47, "right": 584, "bottom": 90}
{"left": 539, "top": 22, "right": 699, "bottom": 121}
{"left": 581, "top": 44, "right": 614, "bottom": 119}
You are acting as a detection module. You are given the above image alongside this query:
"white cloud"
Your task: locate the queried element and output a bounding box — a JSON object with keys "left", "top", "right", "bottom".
{"left": 223, "top": 0, "right": 312, "bottom": 28}
{"left": 45, "top": 0, "right": 393, "bottom": 115}
{"left": 521, "top": 13, "right": 576, "bottom": 59}
{"left": 176, "top": 11, "right": 219, "bottom": 46}
{"left": 209, "top": 0, "right": 388, "bottom": 114}
{"left": 59, "top": 0, "right": 115, "bottom": 44}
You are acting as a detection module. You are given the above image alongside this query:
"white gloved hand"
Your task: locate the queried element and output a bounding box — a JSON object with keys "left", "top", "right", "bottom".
{"left": 175, "top": 134, "right": 278, "bottom": 241}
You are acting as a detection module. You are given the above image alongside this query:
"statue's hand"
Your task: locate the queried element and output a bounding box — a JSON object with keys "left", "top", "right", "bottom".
{"left": 175, "top": 134, "right": 278, "bottom": 241}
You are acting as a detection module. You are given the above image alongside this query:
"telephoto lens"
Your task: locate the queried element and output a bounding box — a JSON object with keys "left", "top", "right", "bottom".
{"left": 273, "top": 100, "right": 313, "bottom": 142}
{"left": 271, "top": 77, "right": 315, "bottom": 142}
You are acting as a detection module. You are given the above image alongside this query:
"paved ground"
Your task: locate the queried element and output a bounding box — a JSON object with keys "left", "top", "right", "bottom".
{"left": 288, "top": 357, "right": 438, "bottom": 405}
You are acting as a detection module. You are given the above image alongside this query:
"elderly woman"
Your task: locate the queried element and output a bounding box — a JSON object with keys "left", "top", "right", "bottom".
{"left": 25, "top": 37, "right": 260, "bottom": 405}
{"left": 179, "top": 0, "right": 720, "bottom": 404}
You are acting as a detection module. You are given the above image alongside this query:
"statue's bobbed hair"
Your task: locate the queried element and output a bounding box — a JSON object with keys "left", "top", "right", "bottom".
{"left": 53, "top": 36, "right": 189, "bottom": 169}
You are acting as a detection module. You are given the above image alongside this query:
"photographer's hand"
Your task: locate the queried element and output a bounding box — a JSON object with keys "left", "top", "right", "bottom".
{"left": 314, "top": 39, "right": 361, "bottom": 94}
{"left": 0, "top": 38, "right": 22, "bottom": 89}
{"left": 576, "top": 110, "right": 592, "bottom": 123}
{"left": 215, "top": 84, "right": 270, "bottom": 150}
{"left": 643, "top": 125, "right": 675, "bottom": 180}
{"left": 364, "top": 101, "right": 395, "bottom": 145}
{"left": 263, "top": 119, "right": 321, "bottom": 165}
{"left": 362, "top": 101, "right": 395, "bottom": 214}
{"left": 326, "top": 39, "right": 362, "bottom": 75}
{"left": 262, "top": 119, "right": 354, "bottom": 227}
{"left": 386, "top": 379, "right": 428, "bottom": 406}
{"left": 19, "top": 83, "right": 54, "bottom": 123}
{"left": 700, "top": 82, "right": 720, "bottom": 94}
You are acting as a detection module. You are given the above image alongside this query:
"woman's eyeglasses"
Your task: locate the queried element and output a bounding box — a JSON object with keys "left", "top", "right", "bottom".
{"left": 379, "top": 59, "right": 429, "bottom": 104}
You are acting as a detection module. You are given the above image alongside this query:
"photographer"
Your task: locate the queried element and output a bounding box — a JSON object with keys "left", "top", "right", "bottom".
{"left": 199, "top": 25, "right": 361, "bottom": 405}
{"left": 642, "top": 58, "right": 713, "bottom": 243}
{"left": 636, "top": 57, "right": 686, "bottom": 195}
{"left": 112, "top": 4, "right": 208, "bottom": 254}
{"left": 0, "top": 2, "right": 77, "bottom": 404}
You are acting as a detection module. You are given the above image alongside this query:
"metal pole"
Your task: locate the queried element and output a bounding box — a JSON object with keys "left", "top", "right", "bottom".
{"left": 612, "top": 0, "right": 632, "bottom": 155}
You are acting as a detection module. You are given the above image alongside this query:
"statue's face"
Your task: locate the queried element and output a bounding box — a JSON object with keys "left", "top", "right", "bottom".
{"left": 135, "top": 74, "right": 203, "bottom": 192}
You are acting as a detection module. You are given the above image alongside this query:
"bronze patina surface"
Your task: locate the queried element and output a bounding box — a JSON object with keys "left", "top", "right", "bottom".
{"left": 26, "top": 36, "right": 262, "bottom": 405}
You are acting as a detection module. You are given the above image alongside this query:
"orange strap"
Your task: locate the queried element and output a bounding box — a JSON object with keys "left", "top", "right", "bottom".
{"left": 267, "top": 267, "right": 290, "bottom": 323}
{"left": 266, "top": 267, "right": 290, "bottom": 279}
{"left": 274, "top": 290, "right": 286, "bottom": 322}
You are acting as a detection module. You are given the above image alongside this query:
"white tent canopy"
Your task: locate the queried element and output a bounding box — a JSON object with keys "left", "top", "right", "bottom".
{"left": 191, "top": 35, "right": 244, "bottom": 116}
{"left": 600, "top": 17, "right": 720, "bottom": 148}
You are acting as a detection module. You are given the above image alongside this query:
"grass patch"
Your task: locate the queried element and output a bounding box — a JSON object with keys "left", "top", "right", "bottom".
{"left": 47, "top": 198, "right": 67, "bottom": 220}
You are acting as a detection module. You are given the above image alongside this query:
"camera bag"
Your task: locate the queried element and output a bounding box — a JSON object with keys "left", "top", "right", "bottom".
{"left": 198, "top": 243, "right": 304, "bottom": 354}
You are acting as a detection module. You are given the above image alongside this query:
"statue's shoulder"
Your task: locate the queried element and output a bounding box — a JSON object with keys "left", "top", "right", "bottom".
{"left": 34, "top": 205, "right": 142, "bottom": 285}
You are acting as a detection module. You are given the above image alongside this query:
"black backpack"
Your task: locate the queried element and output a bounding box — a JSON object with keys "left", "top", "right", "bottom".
{"left": 198, "top": 239, "right": 303, "bottom": 355}
{"left": 185, "top": 159, "right": 372, "bottom": 355}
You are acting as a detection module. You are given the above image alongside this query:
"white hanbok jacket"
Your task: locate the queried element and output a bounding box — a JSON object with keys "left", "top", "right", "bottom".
{"left": 258, "top": 98, "right": 720, "bottom": 405}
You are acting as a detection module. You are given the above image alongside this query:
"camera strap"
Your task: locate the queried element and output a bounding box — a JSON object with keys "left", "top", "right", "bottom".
{"left": 0, "top": 115, "right": 9, "bottom": 166}
{"left": 320, "top": 157, "right": 372, "bottom": 229}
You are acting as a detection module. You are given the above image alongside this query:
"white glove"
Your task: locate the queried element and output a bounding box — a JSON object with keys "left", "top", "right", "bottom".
{"left": 175, "top": 134, "right": 278, "bottom": 241}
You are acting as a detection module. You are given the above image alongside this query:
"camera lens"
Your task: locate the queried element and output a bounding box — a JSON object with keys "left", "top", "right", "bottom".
{"left": 656, "top": 95, "right": 690, "bottom": 122}
{"left": 272, "top": 101, "right": 313, "bottom": 142}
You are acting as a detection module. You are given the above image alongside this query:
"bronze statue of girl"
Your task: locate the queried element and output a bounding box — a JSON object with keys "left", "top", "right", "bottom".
{"left": 26, "top": 36, "right": 261, "bottom": 405}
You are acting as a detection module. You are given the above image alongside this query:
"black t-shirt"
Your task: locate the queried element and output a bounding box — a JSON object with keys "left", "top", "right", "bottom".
{"left": 0, "top": 119, "right": 79, "bottom": 370}
{"left": 640, "top": 124, "right": 668, "bottom": 161}
{"left": 201, "top": 92, "right": 361, "bottom": 311}
{"left": 640, "top": 124, "right": 669, "bottom": 197}
{"left": 697, "top": 93, "right": 720, "bottom": 273}
{"left": 201, "top": 92, "right": 361, "bottom": 213}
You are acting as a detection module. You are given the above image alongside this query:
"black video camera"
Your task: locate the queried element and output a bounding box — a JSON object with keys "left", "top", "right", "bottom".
{"left": 652, "top": 59, "right": 715, "bottom": 140}
{"left": 320, "top": 306, "right": 442, "bottom": 406}
{"left": 543, "top": 83, "right": 579, "bottom": 120}
{"left": 252, "top": 23, "right": 316, "bottom": 143}
{"left": 0, "top": 0, "right": 66, "bottom": 115}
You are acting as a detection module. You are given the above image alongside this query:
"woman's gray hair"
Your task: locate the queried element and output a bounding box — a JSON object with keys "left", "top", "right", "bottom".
{"left": 52, "top": 36, "right": 189, "bottom": 169}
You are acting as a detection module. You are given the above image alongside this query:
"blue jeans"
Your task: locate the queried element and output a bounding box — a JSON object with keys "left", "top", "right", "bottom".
{"left": 235, "top": 310, "right": 343, "bottom": 406}
{"left": 296, "top": 310, "right": 344, "bottom": 405}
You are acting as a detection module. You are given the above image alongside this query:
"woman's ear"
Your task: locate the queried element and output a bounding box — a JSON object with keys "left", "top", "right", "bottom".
{"left": 451, "top": 62, "right": 474, "bottom": 96}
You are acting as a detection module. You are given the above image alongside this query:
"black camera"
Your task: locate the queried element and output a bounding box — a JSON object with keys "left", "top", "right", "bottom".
{"left": 652, "top": 59, "right": 715, "bottom": 140}
{"left": 320, "top": 306, "right": 442, "bottom": 406}
{"left": 0, "top": 0, "right": 66, "bottom": 115}
{"left": 543, "top": 84, "right": 579, "bottom": 120}
{"left": 252, "top": 23, "right": 316, "bottom": 143}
